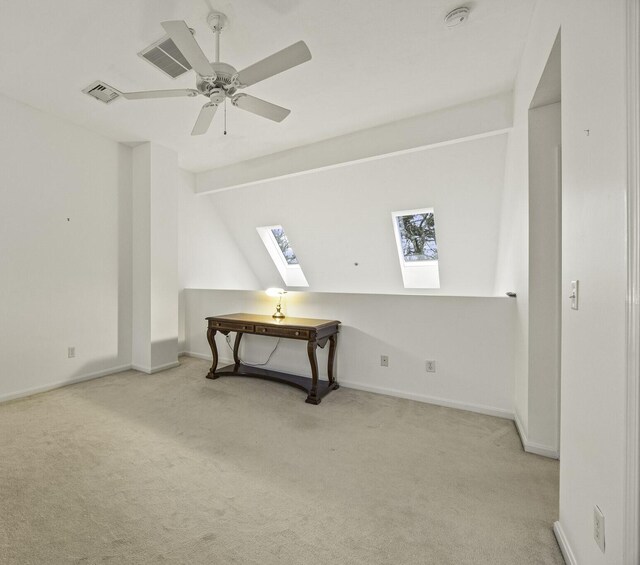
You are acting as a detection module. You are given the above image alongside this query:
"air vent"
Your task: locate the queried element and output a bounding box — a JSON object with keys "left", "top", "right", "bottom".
{"left": 139, "top": 34, "right": 193, "bottom": 78}
{"left": 82, "top": 81, "right": 120, "bottom": 104}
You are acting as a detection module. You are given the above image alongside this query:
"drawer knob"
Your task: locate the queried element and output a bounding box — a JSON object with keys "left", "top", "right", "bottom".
{"left": 262, "top": 328, "right": 266, "bottom": 332}
{"left": 295, "top": 331, "right": 300, "bottom": 336}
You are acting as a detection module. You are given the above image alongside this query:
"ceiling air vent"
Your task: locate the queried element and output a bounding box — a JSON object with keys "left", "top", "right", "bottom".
{"left": 138, "top": 34, "right": 193, "bottom": 78}
{"left": 82, "top": 80, "right": 120, "bottom": 104}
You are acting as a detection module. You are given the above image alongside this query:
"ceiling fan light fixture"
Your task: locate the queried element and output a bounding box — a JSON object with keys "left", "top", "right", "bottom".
{"left": 208, "top": 89, "right": 226, "bottom": 105}
{"left": 444, "top": 6, "right": 470, "bottom": 28}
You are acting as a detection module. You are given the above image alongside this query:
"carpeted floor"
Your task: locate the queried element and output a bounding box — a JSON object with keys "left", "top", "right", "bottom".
{"left": 0, "top": 357, "right": 563, "bottom": 564}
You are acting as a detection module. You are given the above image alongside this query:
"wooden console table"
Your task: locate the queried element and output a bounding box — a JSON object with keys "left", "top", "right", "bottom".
{"left": 205, "top": 313, "right": 340, "bottom": 404}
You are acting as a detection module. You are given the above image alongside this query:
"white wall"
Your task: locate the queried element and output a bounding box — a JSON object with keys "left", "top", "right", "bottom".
{"left": 178, "top": 170, "right": 260, "bottom": 292}
{"left": 527, "top": 101, "right": 561, "bottom": 455}
{"left": 178, "top": 168, "right": 261, "bottom": 351}
{"left": 497, "top": 0, "right": 629, "bottom": 562}
{"left": 187, "top": 134, "right": 508, "bottom": 297}
{"left": 132, "top": 144, "right": 151, "bottom": 370}
{"left": 0, "top": 92, "right": 132, "bottom": 401}
{"left": 132, "top": 142, "right": 180, "bottom": 372}
{"left": 182, "top": 289, "right": 515, "bottom": 418}
{"left": 560, "top": 0, "right": 627, "bottom": 560}
{"left": 149, "top": 144, "right": 179, "bottom": 369}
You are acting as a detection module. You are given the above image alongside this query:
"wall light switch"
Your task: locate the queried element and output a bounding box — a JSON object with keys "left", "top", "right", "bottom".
{"left": 380, "top": 355, "right": 389, "bottom": 367}
{"left": 68, "top": 347, "right": 75, "bottom": 358}
{"left": 426, "top": 360, "right": 436, "bottom": 373}
{"left": 570, "top": 280, "right": 579, "bottom": 310}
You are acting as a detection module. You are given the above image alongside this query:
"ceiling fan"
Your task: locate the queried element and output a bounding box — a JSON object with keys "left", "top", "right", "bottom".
{"left": 114, "top": 12, "right": 311, "bottom": 135}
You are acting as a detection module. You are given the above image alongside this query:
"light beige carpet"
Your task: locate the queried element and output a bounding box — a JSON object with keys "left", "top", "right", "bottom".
{"left": 0, "top": 357, "right": 563, "bottom": 564}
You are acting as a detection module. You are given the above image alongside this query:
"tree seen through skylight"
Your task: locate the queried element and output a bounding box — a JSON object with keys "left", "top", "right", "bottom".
{"left": 270, "top": 227, "right": 299, "bottom": 265}
{"left": 395, "top": 212, "right": 438, "bottom": 262}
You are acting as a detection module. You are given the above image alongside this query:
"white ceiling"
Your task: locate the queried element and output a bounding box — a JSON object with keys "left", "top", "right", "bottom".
{"left": 0, "top": 0, "right": 534, "bottom": 172}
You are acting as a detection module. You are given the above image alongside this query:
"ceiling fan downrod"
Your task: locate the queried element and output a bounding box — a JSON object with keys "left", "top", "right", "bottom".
{"left": 207, "top": 12, "right": 227, "bottom": 64}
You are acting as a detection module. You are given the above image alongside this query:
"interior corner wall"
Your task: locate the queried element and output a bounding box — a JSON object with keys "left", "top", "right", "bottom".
{"left": 528, "top": 102, "right": 561, "bottom": 454}
{"left": 498, "top": 0, "right": 628, "bottom": 562}
{"left": 0, "top": 92, "right": 133, "bottom": 401}
{"left": 178, "top": 169, "right": 260, "bottom": 293}
{"left": 177, "top": 168, "right": 261, "bottom": 351}
{"left": 494, "top": 115, "right": 530, "bottom": 431}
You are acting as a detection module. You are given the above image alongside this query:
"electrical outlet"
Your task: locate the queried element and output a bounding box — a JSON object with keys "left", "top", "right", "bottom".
{"left": 380, "top": 355, "right": 389, "bottom": 367}
{"left": 68, "top": 347, "right": 75, "bottom": 359}
{"left": 594, "top": 505, "right": 605, "bottom": 552}
{"left": 426, "top": 360, "right": 436, "bottom": 372}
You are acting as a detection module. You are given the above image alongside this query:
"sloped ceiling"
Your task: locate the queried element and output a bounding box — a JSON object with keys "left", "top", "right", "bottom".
{"left": 0, "top": 0, "right": 533, "bottom": 172}
{"left": 192, "top": 133, "right": 508, "bottom": 296}
{"left": 530, "top": 32, "right": 561, "bottom": 109}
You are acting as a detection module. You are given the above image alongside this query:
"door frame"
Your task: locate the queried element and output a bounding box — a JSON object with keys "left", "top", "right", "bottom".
{"left": 625, "top": 0, "right": 640, "bottom": 563}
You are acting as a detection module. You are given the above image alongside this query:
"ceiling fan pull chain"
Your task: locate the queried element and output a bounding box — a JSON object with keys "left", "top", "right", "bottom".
{"left": 224, "top": 97, "right": 227, "bottom": 135}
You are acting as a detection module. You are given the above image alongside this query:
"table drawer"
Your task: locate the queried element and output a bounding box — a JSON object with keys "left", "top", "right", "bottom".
{"left": 255, "top": 326, "right": 310, "bottom": 339}
{"left": 210, "top": 320, "right": 254, "bottom": 332}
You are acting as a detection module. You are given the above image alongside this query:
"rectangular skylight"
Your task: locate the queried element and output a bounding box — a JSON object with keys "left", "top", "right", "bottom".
{"left": 257, "top": 225, "right": 309, "bottom": 287}
{"left": 391, "top": 208, "right": 440, "bottom": 288}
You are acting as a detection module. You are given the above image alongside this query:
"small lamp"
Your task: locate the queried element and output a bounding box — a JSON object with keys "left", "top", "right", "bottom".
{"left": 266, "top": 287, "right": 287, "bottom": 319}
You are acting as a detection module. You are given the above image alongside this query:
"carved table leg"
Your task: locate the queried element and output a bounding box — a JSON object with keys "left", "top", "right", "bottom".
{"left": 328, "top": 333, "right": 339, "bottom": 389}
{"left": 232, "top": 332, "right": 244, "bottom": 369}
{"left": 306, "top": 340, "right": 321, "bottom": 404}
{"left": 206, "top": 327, "right": 219, "bottom": 379}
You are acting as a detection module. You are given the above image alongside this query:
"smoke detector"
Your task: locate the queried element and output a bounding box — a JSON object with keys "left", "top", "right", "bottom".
{"left": 444, "top": 7, "right": 470, "bottom": 28}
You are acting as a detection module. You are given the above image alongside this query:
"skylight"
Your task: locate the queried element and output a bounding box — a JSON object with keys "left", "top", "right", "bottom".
{"left": 270, "top": 227, "right": 299, "bottom": 265}
{"left": 257, "top": 225, "right": 309, "bottom": 287}
{"left": 391, "top": 208, "right": 440, "bottom": 288}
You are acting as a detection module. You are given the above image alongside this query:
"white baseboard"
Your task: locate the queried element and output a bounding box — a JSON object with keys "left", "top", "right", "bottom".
{"left": 180, "top": 352, "right": 513, "bottom": 420}
{"left": 180, "top": 351, "right": 211, "bottom": 361}
{"left": 0, "top": 364, "right": 132, "bottom": 404}
{"left": 179, "top": 351, "right": 234, "bottom": 365}
{"left": 553, "top": 521, "right": 577, "bottom": 565}
{"left": 131, "top": 361, "right": 180, "bottom": 374}
{"left": 339, "top": 380, "right": 514, "bottom": 420}
{"left": 514, "top": 411, "right": 559, "bottom": 459}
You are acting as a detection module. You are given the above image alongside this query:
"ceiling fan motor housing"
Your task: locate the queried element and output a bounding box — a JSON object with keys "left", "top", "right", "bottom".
{"left": 196, "top": 62, "right": 239, "bottom": 97}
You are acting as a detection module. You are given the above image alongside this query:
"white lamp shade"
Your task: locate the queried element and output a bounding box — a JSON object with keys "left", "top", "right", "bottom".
{"left": 265, "top": 287, "right": 286, "bottom": 297}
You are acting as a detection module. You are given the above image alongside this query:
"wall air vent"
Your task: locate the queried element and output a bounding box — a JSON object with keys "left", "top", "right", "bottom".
{"left": 138, "top": 34, "right": 193, "bottom": 78}
{"left": 82, "top": 81, "right": 120, "bottom": 104}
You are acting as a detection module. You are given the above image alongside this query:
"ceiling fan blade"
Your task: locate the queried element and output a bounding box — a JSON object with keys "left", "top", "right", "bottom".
{"left": 232, "top": 94, "right": 290, "bottom": 122}
{"left": 191, "top": 103, "right": 218, "bottom": 135}
{"left": 120, "top": 89, "right": 198, "bottom": 100}
{"left": 161, "top": 20, "right": 216, "bottom": 77}
{"left": 236, "top": 40, "right": 311, "bottom": 87}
